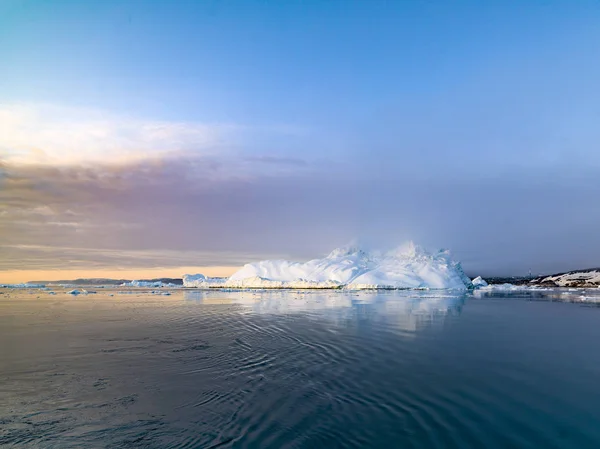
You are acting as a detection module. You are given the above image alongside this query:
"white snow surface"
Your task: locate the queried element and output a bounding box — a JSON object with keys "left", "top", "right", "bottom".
{"left": 539, "top": 270, "right": 600, "bottom": 287}
{"left": 184, "top": 243, "right": 472, "bottom": 290}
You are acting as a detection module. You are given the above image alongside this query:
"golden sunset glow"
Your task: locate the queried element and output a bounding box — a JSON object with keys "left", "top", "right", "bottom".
{"left": 0, "top": 266, "right": 238, "bottom": 284}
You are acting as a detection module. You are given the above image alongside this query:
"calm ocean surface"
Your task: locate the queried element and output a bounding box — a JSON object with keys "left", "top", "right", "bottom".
{"left": 1, "top": 288, "right": 600, "bottom": 448}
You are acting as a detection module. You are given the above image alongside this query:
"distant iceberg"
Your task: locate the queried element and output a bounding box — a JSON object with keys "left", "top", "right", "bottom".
{"left": 120, "top": 280, "right": 177, "bottom": 288}
{"left": 67, "top": 289, "right": 86, "bottom": 295}
{"left": 1, "top": 283, "right": 46, "bottom": 289}
{"left": 184, "top": 243, "right": 473, "bottom": 290}
{"left": 471, "top": 276, "right": 489, "bottom": 288}
{"left": 182, "top": 274, "right": 228, "bottom": 288}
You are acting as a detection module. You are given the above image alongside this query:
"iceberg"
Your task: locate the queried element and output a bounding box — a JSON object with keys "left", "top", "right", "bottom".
{"left": 1, "top": 283, "right": 46, "bottom": 289}
{"left": 184, "top": 243, "right": 473, "bottom": 290}
{"left": 223, "top": 277, "right": 343, "bottom": 289}
{"left": 120, "top": 280, "right": 177, "bottom": 288}
{"left": 182, "top": 274, "right": 227, "bottom": 288}
{"left": 471, "top": 276, "right": 489, "bottom": 288}
{"left": 67, "top": 289, "right": 86, "bottom": 295}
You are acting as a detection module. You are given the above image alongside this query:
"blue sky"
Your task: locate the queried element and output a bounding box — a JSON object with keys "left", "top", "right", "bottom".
{"left": 1, "top": 0, "right": 600, "bottom": 280}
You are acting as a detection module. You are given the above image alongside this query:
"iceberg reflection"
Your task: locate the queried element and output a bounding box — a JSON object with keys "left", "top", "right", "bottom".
{"left": 183, "top": 290, "right": 466, "bottom": 333}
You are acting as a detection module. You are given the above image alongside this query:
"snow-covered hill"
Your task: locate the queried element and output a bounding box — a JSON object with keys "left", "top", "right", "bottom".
{"left": 184, "top": 243, "right": 472, "bottom": 290}
{"left": 530, "top": 269, "right": 600, "bottom": 288}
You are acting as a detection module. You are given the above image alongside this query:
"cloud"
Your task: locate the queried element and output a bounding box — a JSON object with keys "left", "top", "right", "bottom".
{"left": 243, "top": 155, "right": 308, "bottom": 166}
{"left": 1, "top": 103, "right": 600, "bottom": 278}
{"left": 2, "top": 152, "right": 600, "bottom": 277}
{"left": 0, "top": 244, "right": 269, "bottom": 271}
{"left": 0, "top": 103, "right": 234, "bottom": 165}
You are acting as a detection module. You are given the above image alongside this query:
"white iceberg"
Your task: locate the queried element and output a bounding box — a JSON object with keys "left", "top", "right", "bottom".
{"left": 223, "top": 277, "right": 343, "bottom": 289}
{"left": 1, "top": 283, "right": 46, "bottom": 289}
{"left": 182, "top": 274, "right": 227, "bottom": 288}
{"left": 471, "top": 276, "right": 489, "bottom": 288}
{"left": 67, "top": 289, "right": 86, "bottom": 295}
{"left": 120, "top": 280, "right": 177, "bottom": 287}
{"left": 184, "top": 243, "right": 472, "bottom": 290}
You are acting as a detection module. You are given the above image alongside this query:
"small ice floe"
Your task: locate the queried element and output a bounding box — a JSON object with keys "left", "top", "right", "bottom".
{"left": 471, "top": 276, "right": 489, "bottom": 288}
{"left": 67, "top": 289, "right": 88, "bottom": 296}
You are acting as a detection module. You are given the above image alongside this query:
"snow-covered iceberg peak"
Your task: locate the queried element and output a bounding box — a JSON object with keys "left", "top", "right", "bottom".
{"left": 387, "top": 241, "right": 421, "bottom": 259}
{"left": 345, "top": 244, "right": 472, "bottom": 290}
{"left": 217, "top": 243, "right": 473, "bottom": 290}
{"left": 326, "top": 244, "right": 371, "bottom": 260}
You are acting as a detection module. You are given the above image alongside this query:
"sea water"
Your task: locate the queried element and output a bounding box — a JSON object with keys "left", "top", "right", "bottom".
{"left": 1, "top": 288, "right": 600, "bottom": 448}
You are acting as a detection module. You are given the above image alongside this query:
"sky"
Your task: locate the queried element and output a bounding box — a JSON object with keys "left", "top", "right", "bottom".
{"left": 1, "top": 0, "right": 600, "bottom": 282}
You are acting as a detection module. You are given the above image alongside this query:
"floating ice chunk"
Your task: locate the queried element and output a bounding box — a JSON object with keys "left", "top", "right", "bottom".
{"left": 120, "top": 280, "right": 177, "bottom": 287}
{"left": 183, "top": 273, "right": 205, "bottom": 283}
{"left": 182, "top": 274, "right": 227, "bottom": 288}
{"left": 1, "top": 283, "right": 46, "bottom": 289}
{"left": 471, "top": 276, "right": 489, "bottom": 288}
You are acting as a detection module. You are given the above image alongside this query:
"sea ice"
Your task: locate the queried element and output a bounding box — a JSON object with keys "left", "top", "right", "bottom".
{"left": 67, "top": 289, "right": 85, "bottom": 295}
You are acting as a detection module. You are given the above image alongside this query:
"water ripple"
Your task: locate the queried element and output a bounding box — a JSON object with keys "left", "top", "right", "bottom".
{"left": 2, "top": 289, "right": 600, "bottom": 448}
